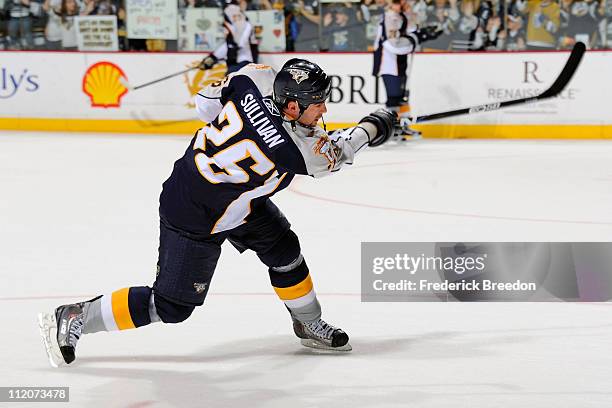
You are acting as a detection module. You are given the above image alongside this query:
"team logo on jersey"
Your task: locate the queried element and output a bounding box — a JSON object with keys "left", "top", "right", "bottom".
{"left": 262, "top": 97, "right": 280, "bottom": 117}
{"left": 82, "top": 62, "right": 128, "bottom": 108}
{"left": 288, "top": 69, "right": 308, "bottom": 84}
{"left": 193, "top": 282, "right": 208, "bottom": 294}
{"left": 184, "top": 61, "right": 227, "bottom": 108}
{"left": 313, "top": 136, "right": 338, "bottom": 170}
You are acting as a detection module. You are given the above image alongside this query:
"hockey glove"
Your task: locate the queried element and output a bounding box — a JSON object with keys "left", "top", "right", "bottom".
{"left": 413, "top": 25, "right": 443, "bottom": 44}
{"left": 226, "top": 41, "right": 238, "bottom": 65}
{"left": 359, "top": 108, "right": 398, "bottom": 147}
{"left": 199, "top": 54, "right": 218, "bottom": 70}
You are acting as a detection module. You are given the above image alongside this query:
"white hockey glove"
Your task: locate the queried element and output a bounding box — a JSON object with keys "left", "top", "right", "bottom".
{"left": 359, "top": 108, "right": 399, "bottom": 147}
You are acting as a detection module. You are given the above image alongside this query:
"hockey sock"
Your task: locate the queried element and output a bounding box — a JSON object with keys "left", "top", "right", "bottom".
{"left": 269, "top": 256, "right": 322, "bottom": 323}
{"left": 83, "top": 286, "right": 155, "bottom": 333}
{"left": 399, "top": 104, "right": 411, "bottom": 117}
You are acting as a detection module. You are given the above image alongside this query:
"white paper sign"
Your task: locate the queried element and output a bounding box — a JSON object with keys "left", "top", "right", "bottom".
{"left": 126, "top": 0, "right": 178, "bottom": 39}
{"left": 245, "top": 10, "right": 286, "bottom": 52}
{"left": 178, "top": 7, "right": 224, "bottom": 51}
{"left": 75, "top": 16, "right": 119, "bottom": 51}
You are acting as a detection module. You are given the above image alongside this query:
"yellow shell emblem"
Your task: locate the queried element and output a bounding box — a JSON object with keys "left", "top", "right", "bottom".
{"left": 82, "top": 62, "right": 128, "bottom": 108}
{"left": 184, "top": 62, "right": 227, "bottom": 108}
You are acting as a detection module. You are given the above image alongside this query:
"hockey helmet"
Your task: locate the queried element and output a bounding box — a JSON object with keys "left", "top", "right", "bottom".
{"left": 273, "top": 58, "right": 331, "bottom": 111}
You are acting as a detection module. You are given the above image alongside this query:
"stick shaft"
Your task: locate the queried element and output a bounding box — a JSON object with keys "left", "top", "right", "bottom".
{"left": 414, "top": 42, "right": 586, "bottom": 123}
{"left": 132, "top": 66, "right": 198, "bottom": 90}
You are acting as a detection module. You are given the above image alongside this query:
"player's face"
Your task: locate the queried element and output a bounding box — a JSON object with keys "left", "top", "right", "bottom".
{"left": 298, "top": 102, "right": 328, "bottom": 127}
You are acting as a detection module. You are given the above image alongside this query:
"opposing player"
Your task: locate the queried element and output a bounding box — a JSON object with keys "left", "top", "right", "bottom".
{"left": 372, "top": 0, "right": 442, "bottom": 139}
{"left": 38, "top": 59, "right": 400, "bottom": 367}
{"left": 199, "top": 1, "right": 258, "bottom": 75}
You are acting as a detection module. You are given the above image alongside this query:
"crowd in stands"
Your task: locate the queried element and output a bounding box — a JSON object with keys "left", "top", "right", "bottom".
{"left": 0, "top": 0, "right": 125, "bottom": 49}
{"left": 0, "top": 0, "right": 609, "bottom": 51}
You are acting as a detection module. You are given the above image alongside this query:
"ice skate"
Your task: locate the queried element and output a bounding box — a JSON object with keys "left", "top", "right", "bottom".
{"left": 400, "top": 127, "right": 422, "bottom": 141}
{"left": 38, "top": 302, "right": 86, "bottom": 367}
{"left": 293, "top": 318, "right": 352, "bottom": 352}
{"left": 398, "top": 117, "right": 422, "bottom": 141}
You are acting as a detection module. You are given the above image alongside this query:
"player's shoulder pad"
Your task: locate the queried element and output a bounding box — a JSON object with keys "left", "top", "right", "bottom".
{"left": 230, "top": 64, "right": 277, "bottom": 97}
{"left": 198, "top": 64, "right": 277, "bottom": 104}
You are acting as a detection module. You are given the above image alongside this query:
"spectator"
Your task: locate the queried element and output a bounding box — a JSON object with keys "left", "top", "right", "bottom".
{"left": 600, "top": 0, "right": 612, "bottom": 48}
{"left": 294, "top": 0, "right": 321, "bottom": 51}
{"left": 501, "top": 11, "right": 527, "bottom": 50}
{"left": 559, "top": 0, "right": 573, "bottom": 38}
{"left": 402, "top": 0, "right": 419, "bottom": 31}
{"left": 322, "top": 3, "right": 366, "bottom": 51}
{"left": 59, "top": 0, "right": 79, "bottom": 50}
{"left": 471, "top": 0, "right": 495, "bottom": 50}
{"left": 452, "top": 0, "right": 480, "bottom": 50}
{"left": 81, "top": 0, "right": 118, "bottom": 15}
{"left": 284, "top": 1, "right": 299, "bottom": 50}
{"left": 42, "top": 0, "right": 62, "bottom": 49}
{"left": 362, "top": 0, "right": 387, "bottom": 47}
{"left": 559, "top": 0, "right": 599, "bottom": 48}
{"left": 412, "top": 0, "right": 428, "bottom": 25}
{"left": 484, "top": 14, "right": 503, "bottom": 49}
{"left": 6, "top": 0, "right": 34, "bottom": 49}
{"left": 517, "top": 0, "right": 560, "bottom": 50}
{"left": 423, "top": 0, "right": 459, "bottom": 50}
{"left": 483, "top": 0, "right": 505, "bottom": 50}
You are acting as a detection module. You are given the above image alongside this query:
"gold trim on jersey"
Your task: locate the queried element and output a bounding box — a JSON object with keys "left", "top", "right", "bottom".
{"left": 111, "top": 288, "right": 135, "bottom": 330}
{"left": 273, "top": 274, "right": 314, "bottom": 301}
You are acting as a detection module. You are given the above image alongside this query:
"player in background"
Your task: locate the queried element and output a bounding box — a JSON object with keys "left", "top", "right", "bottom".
{"left": 372, "top": 0, "right": 442, "bottom": 140}
{"left": 38, "top": 59, "right": 401, "bottom": 367}
{"left": 199, "top": 0, "right": 259, "bottom": 74}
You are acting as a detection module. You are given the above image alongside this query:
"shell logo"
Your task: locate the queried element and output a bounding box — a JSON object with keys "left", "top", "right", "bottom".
{"left": 184, "top": 61, "right": 227, "bottom": 108}
{"left": 82, "top": 62, "right": 128, "bottom": 108}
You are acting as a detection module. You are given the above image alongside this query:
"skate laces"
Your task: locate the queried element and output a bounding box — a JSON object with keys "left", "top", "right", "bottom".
{"left": 67, "top": 313, "right": 84, "bottom": 347}
{"left": 305, "top": 319, "right": 336, "bottom": 340}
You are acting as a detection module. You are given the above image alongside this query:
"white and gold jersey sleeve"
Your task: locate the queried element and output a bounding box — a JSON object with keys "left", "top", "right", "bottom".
{"left": 194, "top": 64, "right": 277, "bottom": 123}
{"left": 281, "top": 121, "right": 376, "bottom": 178}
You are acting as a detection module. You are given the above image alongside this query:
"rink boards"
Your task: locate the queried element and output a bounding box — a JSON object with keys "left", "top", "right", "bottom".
{"left": 0, "top": 50, "right": 610, "bottom": 138}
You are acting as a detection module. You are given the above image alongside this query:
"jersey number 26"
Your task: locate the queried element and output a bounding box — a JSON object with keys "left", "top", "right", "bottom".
{"left": 193, "top": 101, "right": 286, "bottom": 234}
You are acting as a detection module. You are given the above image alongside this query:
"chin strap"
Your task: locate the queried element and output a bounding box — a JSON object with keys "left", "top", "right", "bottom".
{"left": 280, "top": 104, "right": 306, "bottom": 132}
{"left": 278, "top": 101, "right": 324, "bottom": 132}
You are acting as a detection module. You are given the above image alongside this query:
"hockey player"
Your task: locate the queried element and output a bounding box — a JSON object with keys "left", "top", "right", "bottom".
{"left": 38, "top": 59, "right": 400, "bottom": 367}
{"left": 372, "top": 0, "right": 442, "bottom": 139}
{"left": 199, "top": 1, "right": 258, "bottom": 74}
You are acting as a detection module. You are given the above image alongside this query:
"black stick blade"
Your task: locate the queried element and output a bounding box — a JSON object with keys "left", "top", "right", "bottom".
{"left": 538, "top": 41, "right": 586, "bottom": 99}
{"left": 414, "top": 42, "right": 587, "bottom": 124}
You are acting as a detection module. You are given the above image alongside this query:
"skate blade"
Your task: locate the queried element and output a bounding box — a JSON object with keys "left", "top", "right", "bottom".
{"left": 37, "top": 313, "right": 65, "bottom": 368}
{"left": 300, "top": 338, "right": 352, "bottom": 352}
{"left": 400, "top": 133, "right": 422, "bottom": 141}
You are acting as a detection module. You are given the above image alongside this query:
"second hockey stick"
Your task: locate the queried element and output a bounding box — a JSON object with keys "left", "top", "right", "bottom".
{"left": 413, "top": 42, "right": 586, "bottom": 124}
{"left": 120, "top": 59, "right": 227, "bottom": 91}
{"left": 120, "top": 66, "right": 198, "bottom": 91}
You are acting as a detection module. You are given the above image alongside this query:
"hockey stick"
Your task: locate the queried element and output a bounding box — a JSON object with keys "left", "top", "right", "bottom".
{"left": 120, "top": 59, "right": 228, "bottom": 91}
{"left": 120, "top": 66, "right": 198, "bottom": 91}
{"left": 413, "top": 42, "right": 586, "bottom": 124}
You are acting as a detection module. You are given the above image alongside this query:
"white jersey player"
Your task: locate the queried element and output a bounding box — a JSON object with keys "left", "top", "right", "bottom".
{"left": 199, "top": 2, "right": 259, "bottom": 74}
{"left": 372, "top": 0, "right": 442, "bottom": 138}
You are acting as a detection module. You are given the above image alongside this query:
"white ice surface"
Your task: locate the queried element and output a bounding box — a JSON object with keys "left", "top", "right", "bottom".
{"left": 1, "top": 132, "right": 611, "bottom": 408}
